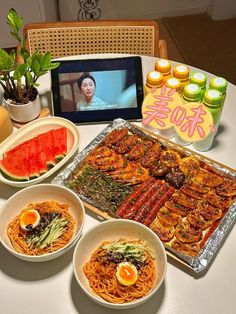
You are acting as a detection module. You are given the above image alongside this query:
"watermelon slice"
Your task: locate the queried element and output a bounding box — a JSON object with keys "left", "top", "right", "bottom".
{"left": 0, "top": 144, "right": 30, "bottom": 180}
{"left": 23, "top": 140, "right": 40, "bottom": 178}
{"left": 5, "top": 139, "right": 40, "bottom": 178}
{"left": 33, "top": 138, "right": 48, "bottom": 175}
{"left": 37, "top": 130, "right": 56, "bottom": 168}
{"left": 51, "top": 127, "right": 67, "bottom": 160}
{"left": 0, "top": 127, "right": 68, "bottom": 181}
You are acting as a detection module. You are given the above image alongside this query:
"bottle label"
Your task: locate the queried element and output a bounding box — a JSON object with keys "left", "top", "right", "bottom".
{"left": 142, "top": 85, "right": 214, "bottom": 142}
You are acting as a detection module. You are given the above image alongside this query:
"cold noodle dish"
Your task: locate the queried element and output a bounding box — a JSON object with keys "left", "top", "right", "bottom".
{"left": 83, "top": 238, "right": 156, "bottom": 303}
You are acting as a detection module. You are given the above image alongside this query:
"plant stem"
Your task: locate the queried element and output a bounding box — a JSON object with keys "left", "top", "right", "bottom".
{"left": 0, "top": 81, "right": 10, "bottom": 98}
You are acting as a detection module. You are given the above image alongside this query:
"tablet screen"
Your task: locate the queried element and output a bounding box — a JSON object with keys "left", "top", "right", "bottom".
{"left": 51, "top": 56, "right": 143, "bottom": 123}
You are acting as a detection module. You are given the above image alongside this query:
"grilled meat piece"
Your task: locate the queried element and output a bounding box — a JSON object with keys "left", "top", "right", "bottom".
{"left": 215, "top": 178, "right": 236, "bottom": 197}
{"left": 165, "top": 168, "right": 185, "bottom": 188}
{"left": 172, "top": 240, "right": 201, "bottom": 256}
{"left": 111, "top": 162, "right": 150, "bottom": 185}
{"left": 197, "top": 202, "right": 222, "bottom": 222}
{"left": 116, "top": 177, "right": 156, "bottom": 217}
{"left": 114, "top": 134, "right": 139, "bottom": 154}
{"left": 196, "top": 169, "right": 223, "bottom": 187}
{"left": 122, "top": 179, "right": 163, "bottom": 220}
{"left": 126, "top": 141, "right": 153, "bottom": 161}
{"left": 172, "top": 193, "right": 198, "bottom": 211}
{"left": 105, "top": 128, "right": 128, "bottom": 146}
{"left": 88, "top": 150, "right": 125, "bottom": 171}
{"left": 165, "top": 200, "right": 192, "bottom": 216}
{"left": 90, "top": 145, "right": 113, "bottom": 158}
{"left": 140, "top": 143, "right": 161, "bottom": 168}
{"left": 186, "top": 180, "right": 210, "bottom": 194}
{"left": 159, "top": 150, "right": 182, "bottom": 169}
{"left": 180, "top": 185, "right": 204, "bottom": 200}
{"left": 149, "top": 162, "right": 169, "bottom": 177}
{"left": 187, "top": 212, "right": 212, "bottom": 230}
{"left": 156, "top": 207, "right": 182, "bottom": 226}
{"left": 179, "top": 156, "right": 200, "bottom": 177}
{"left": 205, "top": 191, "right": 232, "bottom": 209}
{"left": 175, "top": 221, "right": 202, "bottom": 244}
{"left": 150, "top": 219, "right": 175, "bottom": 242}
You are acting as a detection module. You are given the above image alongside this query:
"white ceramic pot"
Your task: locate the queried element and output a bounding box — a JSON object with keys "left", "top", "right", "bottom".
{"left": 4, "top": 95, "right": 41, "bottom": 123}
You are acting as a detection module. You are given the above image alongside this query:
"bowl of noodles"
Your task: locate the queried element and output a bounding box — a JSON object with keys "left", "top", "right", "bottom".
{"left": 0, "top": 184, "right": 85, "bottom": 262}
{"left": 73, "top": 219, "right": 167, "bottom": 309}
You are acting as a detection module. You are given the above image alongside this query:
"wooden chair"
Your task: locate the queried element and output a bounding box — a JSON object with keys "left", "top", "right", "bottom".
{"left": 22, "top": 20, "right": 168, "bottom": 59}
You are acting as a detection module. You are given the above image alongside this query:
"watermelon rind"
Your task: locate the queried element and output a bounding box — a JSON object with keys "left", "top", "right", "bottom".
{"left": 0, "top": 165, "right": 29, "bottom": 181}
{"left": 5, "top": 138, "right": 41, "bottom": 179}
{"left": 0, "top": 145, "right": 30, "bottom": 181}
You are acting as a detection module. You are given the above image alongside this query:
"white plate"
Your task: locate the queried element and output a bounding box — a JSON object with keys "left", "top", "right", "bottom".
{"left": 0, "top": 116, "right": 79, "bottom": 187}
{"left": 73, "top": 220, "right": 167, "bottom": 309}
{"left": 0, "top": 184, "right": 85, "bottom": 262}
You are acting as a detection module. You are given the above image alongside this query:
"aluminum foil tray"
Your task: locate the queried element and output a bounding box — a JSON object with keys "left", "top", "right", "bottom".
{"left": 52, "top": 118, "right": 236, "bottom": 273}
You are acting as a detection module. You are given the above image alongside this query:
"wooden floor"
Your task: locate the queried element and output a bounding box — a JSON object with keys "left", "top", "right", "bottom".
{"left": 158, "top": 19, "right": 186, "bottom": 64}
{"left": 163, "top": 13, "right": 236, "bottom": 84}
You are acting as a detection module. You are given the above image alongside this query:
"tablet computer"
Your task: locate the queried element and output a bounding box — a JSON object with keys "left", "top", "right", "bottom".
{"left": 50, "top": 56, "right": 143, "bottom": 123}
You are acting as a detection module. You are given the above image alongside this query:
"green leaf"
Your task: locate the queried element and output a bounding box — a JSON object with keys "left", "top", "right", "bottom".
{"left": 26, "top": 57, "right": 32, "bottom": 68}
{"left": 31, "top": 58, "right": 40, "bottom": 74}
{"left": 41, "top": 52, "right": 51, "bottom": 67}
{"left": 10, "top": 30, "right": 21, "bottom": 43}
{"left": 9, "top": 49, "right": 16, "bottom": 61}
{"left": 18, "top": 64, "right": 27, "bottom": 76}
{"left": 7, "top": 8, "right": 23, "bottom": 33}
{"left": 25, "top": 71, "right": 33, "bottom": 85}
{"left": 13, "top": 64, "right": 27, "bottom": 81}
{"left": 22, "top": 35, "right": 27, "bottom": 49}
{"left": 32, "top": 51, "right": 42, "bottom": 64}
{"left": 0, "top": 48, "right": 15, "bottom": 71}
{"left": 46, "top": 62, "right": 60, "bottom": 70}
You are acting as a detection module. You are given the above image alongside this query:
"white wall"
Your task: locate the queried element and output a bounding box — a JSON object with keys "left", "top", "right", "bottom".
{"left": 59, "top": 0, "right": 208, "bottom": 21}
{"left": 0, "top": 0, "right": 58, "bottom": 48}
{"left": 42, "top": 0, "right": 59, "bottom": 21}
{"left": 207, "top": 0, "right": 236, "bottom": 20}
{"left": 1, "top": 0, "right": 235, "bottom": 48}
{"left": 113, "top": 0, "right": 208, "bottom": 19}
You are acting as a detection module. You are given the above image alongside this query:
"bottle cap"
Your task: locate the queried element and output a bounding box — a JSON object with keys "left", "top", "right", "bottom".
{"left": 203, "top": 89, "right": 222, "bottom": 106}
{"left": 183, "top": 84, "right": 202, "bottom": 100}
{"left": 166, "top": 77, "right": 181, "bottom": 90}
{"left": 173, "top": 64, "right": 190, "bottom": 79}
{"left": 146, "top": 71, "right": 163, "bottom": 87}
{"left": 190, "top": 72, "right": 207, "bottom": 86}
{"left": 155, "top": 59, "right": 171, "bottom": 74}
{"left": 209, "top": 77, "right": 227, "bottom": 94}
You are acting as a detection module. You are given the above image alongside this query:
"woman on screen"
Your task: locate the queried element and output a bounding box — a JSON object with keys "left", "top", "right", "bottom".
{"left": 77, "top": 73, "right": 105, "bottom": 110}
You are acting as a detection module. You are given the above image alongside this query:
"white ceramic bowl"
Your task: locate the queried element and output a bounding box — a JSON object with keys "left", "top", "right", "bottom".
{"left": 0, "top": 184, "right": 85, "bottom": 262}
{"left": 0, "top": 116, "right": 79, "bottom": 187}
{"left": 73, "top": 219, "right": 167, "bottom": 309}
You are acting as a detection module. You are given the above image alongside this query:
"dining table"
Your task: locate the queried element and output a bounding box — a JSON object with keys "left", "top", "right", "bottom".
{"left": 0, "top": 54, "right": 235, "bottom": 314}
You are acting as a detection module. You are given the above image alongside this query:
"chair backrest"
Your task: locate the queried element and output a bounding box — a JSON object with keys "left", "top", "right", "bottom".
{"left": 23, "top": 20, "right": 162, "bottom": 58}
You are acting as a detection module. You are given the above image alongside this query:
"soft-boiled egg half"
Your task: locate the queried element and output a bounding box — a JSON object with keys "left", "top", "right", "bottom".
{"left": 116, "top": 262, "right": 138, "bottom": 286}
{"left": 20, "top": 209, "right": 40, "bottom": 230}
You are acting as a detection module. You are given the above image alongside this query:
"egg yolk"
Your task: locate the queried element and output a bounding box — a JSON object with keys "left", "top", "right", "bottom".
{"left": 20, "top": 209, "right": 40, "bottom": 230}
{"left": 116, "top": 262, "right": 138, "bottom": 286}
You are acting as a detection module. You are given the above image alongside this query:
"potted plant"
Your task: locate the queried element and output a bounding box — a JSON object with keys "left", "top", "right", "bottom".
{"left": 0, "top": 8, "right": 60, "bottom": 122}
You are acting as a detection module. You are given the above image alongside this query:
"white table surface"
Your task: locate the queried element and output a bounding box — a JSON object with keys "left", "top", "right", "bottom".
{"left": 0, "top": 54, "right": 236, "bottom": 314}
